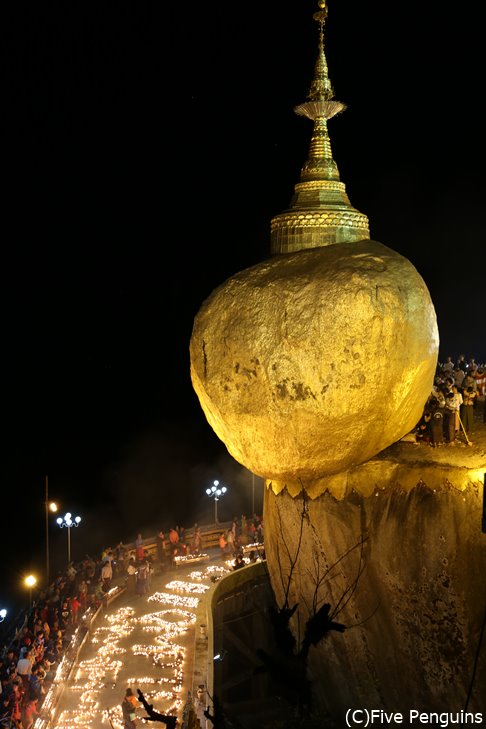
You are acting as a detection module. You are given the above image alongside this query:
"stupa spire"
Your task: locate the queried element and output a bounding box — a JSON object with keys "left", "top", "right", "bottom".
{"left": 271, "top": 0, "right": 370, "bottom": 255}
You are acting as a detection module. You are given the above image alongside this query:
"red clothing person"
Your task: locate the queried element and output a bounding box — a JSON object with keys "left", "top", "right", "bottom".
{"left": 219, "top": 532, "right": 227, "bottom": 557}
{"left": 169, "top": 528, "right": 179, "bottom": 551}
{"left": 78, "top": 580, "right": 88, "bottom": 612}
{"left": 135, "top": 533, "right": 145, "bottom": 562}
{"left": 23, "top": 698, "right": 39, "bottom": 729}
{"left": 70, "top": 596, "right": 82, "bottom": 626}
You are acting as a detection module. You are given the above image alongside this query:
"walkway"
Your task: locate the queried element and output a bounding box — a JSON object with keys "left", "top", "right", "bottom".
{"left": 43, "top": 549, "right": 231, "bottom": 729}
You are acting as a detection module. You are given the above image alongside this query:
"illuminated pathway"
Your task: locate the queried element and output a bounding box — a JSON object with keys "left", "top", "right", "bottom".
{"left": 45, "top": 555, "right": 230, "bottom": 729}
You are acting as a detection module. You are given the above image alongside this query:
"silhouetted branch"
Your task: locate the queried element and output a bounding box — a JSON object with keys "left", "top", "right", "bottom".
{"left": 136, "top": 689, "right": 177, "bottom": 727}
{"left": 254, "top": 647, "right": 312, "bottom": 713}
{"left": 330, "top": 535, "right": 367, "bottom": 620}
{"left": 257, "top": 485, "right": 374, "bottom": 719}
{"left": 345, "top": 598, "right": 382, "bottom": 630}
{"left": 275, "top": 492, "right": 306, "bottom": 611}
{"left": 268, "top": 602, "right": 298, "bottom": 656}
{"left": 300, "top": 602, "right": 346, "bottom": 661}
{"left": 312, "top": 534, "right": 368, "bottom": 597}
{"left": 203, "top": 692, "right": 228, "bottom": 729}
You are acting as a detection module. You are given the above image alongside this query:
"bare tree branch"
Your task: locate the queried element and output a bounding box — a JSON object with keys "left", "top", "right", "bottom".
{"left": 136, "top": 689, "right": 177, "bottom": 727}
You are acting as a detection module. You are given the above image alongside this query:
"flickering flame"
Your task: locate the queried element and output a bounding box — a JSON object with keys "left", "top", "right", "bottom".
{"left": 37, "top": 574, "right": 218, "bottom": 728}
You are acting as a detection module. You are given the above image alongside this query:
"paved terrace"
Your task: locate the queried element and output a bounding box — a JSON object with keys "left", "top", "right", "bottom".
{"left": 34, "top": 547, "right": 240, "bottom": 729}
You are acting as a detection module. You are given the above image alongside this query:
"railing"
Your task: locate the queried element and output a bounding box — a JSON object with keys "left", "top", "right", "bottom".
{"left": 34, "top": 586, "right": 126, "bottom": 728}
{"left": 124, "top": 522, "right": 233, "bottom": 563}
{"left": 19, "top": 521, "right": 253, "bottom": 728}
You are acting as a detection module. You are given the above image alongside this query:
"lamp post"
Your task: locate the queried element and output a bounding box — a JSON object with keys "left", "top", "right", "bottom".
{"left": 56, "top": 512, "right": 82, "bottom": 563}
{"left": 0, "top": 608, "right": 7, "bottom": 645}
{"left": 248, "top": 470, "right": 263, "bottom": 516}
{"left": 44, "top": 475, "right": 58, "bottom": 586}
{"left": 206, "top": 480, "right": 227, "bottom": 524}
{"left": 24, "top": 575, "right": 37, "bottom": 609}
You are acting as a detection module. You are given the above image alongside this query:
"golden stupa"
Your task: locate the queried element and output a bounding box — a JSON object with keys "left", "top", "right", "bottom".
{"left": 190, "top": 0, "right": 439, "bottom": 497}
{"left": 190, "top": 1, "right": 486, "bottom": 717}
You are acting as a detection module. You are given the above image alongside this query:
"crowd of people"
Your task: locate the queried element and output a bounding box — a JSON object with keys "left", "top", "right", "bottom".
{"left": 0, "top": 348, "right": 482, "bottom": 727}
{"left": 218, "top": 514, "right": 264, "bottom": 559}
{"left": 0, "top": 549, "right": 122, "bottom": 728}
{"left": 0, "top": 515, "right": 265, "bottom": 727}
{"left": 414, "top": 354, "right": 486, "bottom": 447}
{"left": 151, "top": 515, "right": 265, "bottom": 573}
{"left": 6, "top": 349, "right": 480, "bottom": 726}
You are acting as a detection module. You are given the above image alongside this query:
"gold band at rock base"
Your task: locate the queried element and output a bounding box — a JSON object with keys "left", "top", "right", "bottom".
{"left": 265, "top": 465, "right": 486, "bottom": 501}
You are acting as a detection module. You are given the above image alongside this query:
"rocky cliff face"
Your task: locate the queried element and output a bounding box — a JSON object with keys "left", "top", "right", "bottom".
{"left": 263, "top": 446, "right": 486, "bottom": 717}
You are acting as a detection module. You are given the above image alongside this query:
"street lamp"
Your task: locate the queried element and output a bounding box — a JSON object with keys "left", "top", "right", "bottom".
{"left": 56, "top": 512, "right": 82, "bottom": 563}
{"left": 247, "top": 470, "right": 263, "bottom": 516}
{"left": 24, "top": 575, "right": 37, "bottom": 609}
{"left": 0, "top": 608, "right": 7, "bottom": 645}
{"left": 44, "top": 475, "right": 58, "bottom": 586}
{"left": 205, "top": 480, "right": 227, "bottom": 524}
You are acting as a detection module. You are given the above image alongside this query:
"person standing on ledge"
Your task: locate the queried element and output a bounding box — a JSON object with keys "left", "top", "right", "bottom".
{"left": 233, "top": 553, "right": 245, "bottom": 570}
{"left": 460, "top": 386, "right": 477, "bottom": 439}
{"left": 126, "top": 557, "right": 137, "bottom": 595}
{"left": 135, "top": 533, "right": 144, "bottom": 562}
{"left": 191, "top": 527, "right": 203, "bottom": 556}
{"left": 169, "top": 527, "right": 179, "bottom": 562}
{"left": 122, "top": 687, "right": 138, "bottom": 728}
{"left": 156, "top": 530, "right": 167, "bottom": 570}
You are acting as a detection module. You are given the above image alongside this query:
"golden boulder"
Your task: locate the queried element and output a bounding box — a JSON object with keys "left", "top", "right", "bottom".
{"left": 190, "top": 239, "right": 439, "bottom": 491}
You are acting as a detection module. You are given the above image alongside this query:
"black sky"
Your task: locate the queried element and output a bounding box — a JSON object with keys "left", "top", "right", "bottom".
{"left": 1, "top": 1, "right": 485, "bottom": 613}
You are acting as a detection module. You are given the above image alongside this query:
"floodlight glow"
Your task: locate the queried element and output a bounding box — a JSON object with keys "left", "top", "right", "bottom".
{"left": 57, "top": 511, "right": 82, "bottom": 563}
{"left": 205, "top": 480, "right": 228, "bottom": 524}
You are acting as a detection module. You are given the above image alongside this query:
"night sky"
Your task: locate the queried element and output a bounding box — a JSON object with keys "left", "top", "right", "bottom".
{"left": 2, "top": 1, "right": 484, "bottom": 614}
